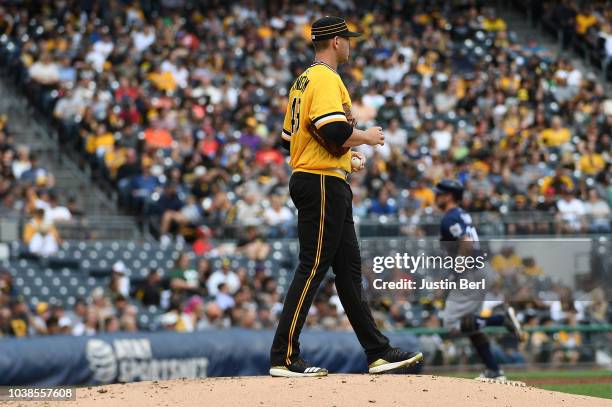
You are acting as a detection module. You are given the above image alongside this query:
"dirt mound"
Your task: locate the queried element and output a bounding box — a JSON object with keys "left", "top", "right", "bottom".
{"left": 39, "top": 375, "right": 611, "bottom": 407}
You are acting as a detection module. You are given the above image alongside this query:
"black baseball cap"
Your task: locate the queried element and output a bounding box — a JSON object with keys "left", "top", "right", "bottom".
{"left": 310, "top": 16, "right": 361, "bottom": 41}
{"left": 434, "top": 179, "right": 464, "bottom": 200}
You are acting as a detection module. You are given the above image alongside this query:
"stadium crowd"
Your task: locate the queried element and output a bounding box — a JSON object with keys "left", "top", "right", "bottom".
{"left": 0, "top": 115, "right": 86, "bottom": 256}
{"left": 534, "top": 0, "right": 612, "bottom": 78}
{"left": 0, "top": 0, "right": 609, "bottom": 245}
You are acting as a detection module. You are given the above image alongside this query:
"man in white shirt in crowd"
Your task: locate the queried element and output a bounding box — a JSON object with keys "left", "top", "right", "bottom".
{"left": 132, "top": 24, "right": 156, "bottom": 53}
{"left": 431, "top": 119, "right": 453, "bottom": 155}
{"left": 206, "top": 258, "right": 241, "bottom": 296}
{"left": 44, "top": 192, "right": 72, "bottom": 225}
{"left": 385, "top": 118, "right": 408, "bottom": 151}
{"left": 263, "top": 195, "right": 294, "bottom": 237}
{"left": 583, "top": 189, "right": 610, "bottom": 233}
{"left": 556, "top": 187, "right": 586, "bottom": 233}
{"left": 29, "top": 53, "right": 60, "bottom": 85}
{"left": 235, "top": 192, "right": 262, "bottom": 226}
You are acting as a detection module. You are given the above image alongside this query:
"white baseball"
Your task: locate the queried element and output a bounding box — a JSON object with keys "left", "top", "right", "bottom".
{"left": 351, "top": 156, "right": 362, "bottom": 170}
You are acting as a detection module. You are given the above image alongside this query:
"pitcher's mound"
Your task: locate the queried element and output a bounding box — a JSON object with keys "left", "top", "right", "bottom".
{"left": 48, "top": 374, "right": 610, "bottom": 407}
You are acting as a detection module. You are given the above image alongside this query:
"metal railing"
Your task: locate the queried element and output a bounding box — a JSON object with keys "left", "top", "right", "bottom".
{"left": 0, "top": 214, "right": 143, "bottom": 242}
{"left": 177, "top": 211, "right": 608, "bottom": 241}
{"left": 401, "top": 324, "right": 612, "bottom": 335}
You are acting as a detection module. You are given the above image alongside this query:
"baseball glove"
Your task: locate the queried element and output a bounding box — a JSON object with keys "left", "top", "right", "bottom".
{"left": 308, "top": 103, "right": 356, "bottom": 158}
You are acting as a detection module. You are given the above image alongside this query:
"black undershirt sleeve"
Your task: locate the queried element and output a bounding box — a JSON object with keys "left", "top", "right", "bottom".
{"left": 317, "top": 121, "right": 353, "bottom": 147}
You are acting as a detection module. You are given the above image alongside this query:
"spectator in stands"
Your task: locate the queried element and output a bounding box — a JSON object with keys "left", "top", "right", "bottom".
{"left": 385, "top": 119, "right": 409, "bottom": 151}
{"left": 28, "top": 53, "right": 60, "bottom": 85}
{"left": 215, "top": 283, "right": 236, "bottom": 311}
{"left": 169, "top": 252, "right": 199, "bottom": 298}
{"left": 556, "top": 187, "right": 586, "bottom": 233}
{"left": 553, "top": 310, "right": 582, "bottom": 364}
{"left": 104, "top": 315, "right": 121, "bottom": 333}
{"left": 160, "top": 301, "right": 194, "bottom": 333}
{"left": 134, "top": 268, "right": 163, "bottom": 307}
{"left": 583, "top": 189, "right": 611, "bottom": 232}
{"left": 89, "top": 287, "right": 114, "bottom": 327}
{"left": 263, "top": 194, "right": 294, "bottom": 238}
{"left": 0, "top": 306, "right": 12, "bottom": 337}
{"left": 588, "top": 287, "right": 608, "bottom": 323}
{"left": 575, "top": 5, "right": 597, "bottom": 37}
{"left": 540, "top": 166, "right": 574, "bottom": 196}
{"left": 521, "top": 258, "right": 544, "bottom": 277}
{"left": 19, "top": 154, "right": 54, "bottom": 188}
{"left": 115, "top": 148, "right": 140, "bottom": 184}
{"left": 196, "top": 302, "right": 229, "bottom": 330}
{"left": 8, "top": 296, "right": 29, "bottom": 337}
{"left": 535, "top": 188, "right": 559, "bottom": 231}
{"left": 29, "top": 301, "right": 50, "bottom": 335}
{"left": 482, "top": 8, "right": 507, "bottom": 32}
{"left": 235, "top": 225, "right": 271, "bottom": 261}
{"left": 127, "top": 164, "right": 159, "bottom": 212}
{"left": 57, "top": 316, "right": 73, "bottom": 335}
{"left": 600, "top": 23, "right": 612, "bottom": 75}
{"left": 109, "top": 262, "right": 131, "bottom": 299}
{"left": 66, "top": 299, "right": 88, "bottom": 336}
{"left": 159, "top": 194, "right": 204, "bottom": 247}
{"left": 524, "top": 314, "right": 552, "bottom": 363}
{"left": 430, "top": 119, "right": 453, "bottom": 155}
{"left": 0, "top": 269, "right": 17, "bottom": 300}
{"left": 540, "top": 116, "right": 571, "bottom": 149}
{"left": 44, "top": 192, "right": 72, "bottom": 224}
{"left": 11, "top": 146, "right": 31, "bottom": 180}
{"left": 22, "top": 208, "right": 62, "bottom": 257}
{"left": 491, "top": 246, "right": 522, "bottom": 277}
{"left": 45, "top": 316, "right": 60, "bottom": 335}
{"left": 120, "top": 313, "right": 139, "bottom": 332}
{"left": 83, "top": 307, "right": 100, "bottom": 336}
{"left": 66, "top": 197, "right": 85, "bottom": 218}
{"left": 369, "top": 189, "right": 398, "bottom": 216}
{"left": 578, "top": 141, "right": 606, "bottom": 176}
{"left": 206, "top": 258, "right": 240, "bottom": 297}
{"left": 232, "top": 192, "right": 263, "bottom": 227}
{"left": 192, "top": 226, "right": 214, "bottom": 257}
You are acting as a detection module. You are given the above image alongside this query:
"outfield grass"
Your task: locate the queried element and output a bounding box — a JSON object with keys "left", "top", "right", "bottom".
{"left": 505, "top": 369, "right": 612, "bottom": 380}
{"left": 442, "top": 369, "right": 612, "bottom": 399}
{"left": 538, "top": 383, "right": 612, "bottom": 399}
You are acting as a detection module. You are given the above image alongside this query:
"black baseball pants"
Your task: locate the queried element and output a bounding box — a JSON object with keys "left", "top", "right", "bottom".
{"left": 270, "top": 171, "right": 390, "bottom": 366}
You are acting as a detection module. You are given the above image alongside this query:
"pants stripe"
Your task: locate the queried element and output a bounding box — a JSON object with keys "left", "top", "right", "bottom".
{"left": 285, "top": 175, "right": 326, "bottom": 365}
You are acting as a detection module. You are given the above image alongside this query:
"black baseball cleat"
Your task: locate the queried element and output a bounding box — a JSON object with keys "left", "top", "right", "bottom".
{"left": 368, "top": 348, "right": 423, "bottom": 374}
{"left": 269, "top": 358, "right": 328, "bottom": 377}
{"left": 504, "top": 306, "right": 525, "bottom": 341}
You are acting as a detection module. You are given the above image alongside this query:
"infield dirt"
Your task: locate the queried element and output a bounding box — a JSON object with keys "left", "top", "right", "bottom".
{"left": 18, "top": 374, "right": 612, "bottom": 407}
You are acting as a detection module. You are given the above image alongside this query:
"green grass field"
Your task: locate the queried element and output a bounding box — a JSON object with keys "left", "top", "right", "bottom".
{"left": 444, "top": 369, "right": 612, "bottom": 399}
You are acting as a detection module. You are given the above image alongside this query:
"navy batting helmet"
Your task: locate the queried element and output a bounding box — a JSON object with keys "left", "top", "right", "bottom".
{"left": 433, "top": 179, "right": 464, "bottom": 201}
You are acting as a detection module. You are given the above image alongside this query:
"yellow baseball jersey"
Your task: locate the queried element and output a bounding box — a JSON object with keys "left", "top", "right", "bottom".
{"left": 281, "top": 62, "right": 352, "bottom": 179}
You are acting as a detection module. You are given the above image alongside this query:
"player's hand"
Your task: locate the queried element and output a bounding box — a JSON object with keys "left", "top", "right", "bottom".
{"left": 351, "top": 151, "right": 366, "bottom": 172}
{"left": 365, "top": 126, "right": 384, "bottom": 146}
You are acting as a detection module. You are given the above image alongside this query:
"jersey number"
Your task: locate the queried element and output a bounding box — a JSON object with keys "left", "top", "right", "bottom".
{"left": 290, "top": 97, "right": 301, "bottom": 135}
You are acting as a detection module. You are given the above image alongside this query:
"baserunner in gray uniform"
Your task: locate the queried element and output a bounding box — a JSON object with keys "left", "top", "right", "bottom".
{"left": 434, "top": 179, "right": 524, "bottom": 382}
